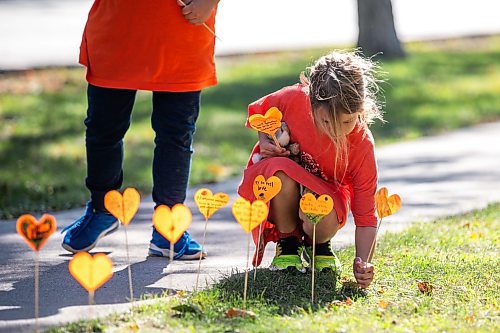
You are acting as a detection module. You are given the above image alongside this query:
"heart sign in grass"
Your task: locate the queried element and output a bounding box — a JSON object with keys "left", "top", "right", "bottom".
{"left": 299, "top": 193, "right": 334, "bottom": 304}
{"left": 104, "top": 187, "right": 141, "bottom": 301}
{"left": 253, "top": 175, "right": 282, "bottom": 203}
{"left": 366, "top": 187, "right": 403, "bottom": 269}
{"left": 232, "top": 197, "right": 269, "bottom": 307}
{"left": 299, "top": 193, "right": 334, "bottom": 224}
{"left": 153, "top": 204, "right": 192, "bottom": 244}
{"left": 248, "top": 107, "right": 283, "bottom": 136}
{"left": 193, "top": 188, "right": 230, "bottom": 290}
{"left": 375, "top": 187, "right": 402, "bottom": 219}
{"left": 194, "top": 188, "right": 230, "bottom": 220}
{"left": 104, "top": 188, "right": 140, "bottom": 225}
{"left": 17, "top": 214, "right": 57, "bottom": 252}
{"left": 69, "top": 252, "right": 113, "bottom": 293}
{"left": 232, "top": 198, "right": 269, "bottom": 233}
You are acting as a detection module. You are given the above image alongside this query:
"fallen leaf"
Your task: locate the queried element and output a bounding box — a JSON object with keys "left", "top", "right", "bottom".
{"left": 417, "top": 280, "right": 433, "bottom": 295}
{"left": 225, "top": 308, "right": 256, "bottom": 319}
{"left": 465, "top": 312, "right": 476, "bottom": 324}
{"left": 345, "top": 297, "right": 353, "bottom": 305}
{"left": 462, "top": 222, "right": 471, "bottom": 228}
{"left": 377, "top": 299, "right": 389, "bottom": 310}
{"left": 126, "top": 322, "right": 140, "bottom": 331}
{"left": 470, "top": 231, "right": 484, "bottom": 239}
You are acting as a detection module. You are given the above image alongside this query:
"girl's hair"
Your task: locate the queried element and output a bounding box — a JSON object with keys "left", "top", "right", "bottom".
{"left": 300, "top": 50, "right": 384, "bottom": 180}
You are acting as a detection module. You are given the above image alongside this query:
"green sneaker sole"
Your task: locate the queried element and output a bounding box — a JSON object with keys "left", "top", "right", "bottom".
{"left": 269, "top": 254, "right": 306, "bottom": 273}
{"left": 304, "top": 246, "right": 342, "bottom": 274}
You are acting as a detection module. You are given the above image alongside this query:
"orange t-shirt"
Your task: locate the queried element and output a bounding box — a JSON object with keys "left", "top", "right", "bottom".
{"left": 79, "top": 0, "right": 217, "bottom": 92}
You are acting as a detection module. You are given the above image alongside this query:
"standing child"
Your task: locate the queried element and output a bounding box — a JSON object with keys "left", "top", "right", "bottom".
{"left": 61, "top": 0, "right": 220, "bottom": 259}
{"left": 238, "top": 51, "right": 383, "bottom": 288}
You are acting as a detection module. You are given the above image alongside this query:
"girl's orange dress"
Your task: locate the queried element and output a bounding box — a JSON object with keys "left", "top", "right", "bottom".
{"left": 237, "top": 84, "right": 379, "bottom": 266}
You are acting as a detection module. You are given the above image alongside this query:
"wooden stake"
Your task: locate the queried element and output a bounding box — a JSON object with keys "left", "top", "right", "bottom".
{"left": 311, "top": 224, "right": 317, "bottom": 304}
{"left": 243, "top": 230, "right": 251, "bottom": 308}
{"left": 123, "top": 225, "right": 134, "bottom": 301}
{"left": 195, "top": 216, "right": 209, "bottom": 290}
{"left": 366, "top": 218, "right": 383, "bottom": 265}
{"left": 169, "top": 241, "right": 175, "bottom": 295}
{"left": 88, "top": 290, "right": 95, "bottom": 305}
{"left": 34, "top": 251, "right": 39, "bottom": 333}
{"left": 271, "top": 135, "right": 281, "bottom": 148}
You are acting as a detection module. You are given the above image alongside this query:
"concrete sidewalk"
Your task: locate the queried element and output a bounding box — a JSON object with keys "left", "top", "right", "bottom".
{"left": 1, "top": 121, "right": 500, "bottom": 332}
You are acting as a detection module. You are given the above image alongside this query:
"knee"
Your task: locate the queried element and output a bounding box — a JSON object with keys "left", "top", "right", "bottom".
{"left": 274, "top": 171, "right": 298, "bottom": 190}
{"left": 301, "top": 210, "right": 340, "bottom": 242}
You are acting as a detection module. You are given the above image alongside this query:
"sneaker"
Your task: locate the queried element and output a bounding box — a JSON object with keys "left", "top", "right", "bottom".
{"left": 148, "top": 228, "right": 207, "bottom": 260}
{"left": 269, "top": 237, "right": 306, "bottom": 273}
{"left": 303, "top": 241, "right": 342, "bottom": 274}
{"left": 61, "top": 202, "right": 119, "bottom": 253}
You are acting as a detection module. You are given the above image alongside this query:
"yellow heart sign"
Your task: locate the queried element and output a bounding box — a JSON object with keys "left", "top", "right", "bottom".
{"left": 253, "top": 175, "right": 282, "bottom": 203}
{"left": 300, "top": 193, "right": 334, "bottom": 225}
{"left": 153, "top": 204, "right": 192, "bottom": 243}
{"left": 16, "top": 214, "right": 57, "bottom": 252}
{"left": 375, "top": 187, "right": 402, "bottom": 219}
{"left": 248, "top": 107, "right": 283, "bottom": 136}
{"left": 194, "top": 188, "right": 230, "bottom": 220}
{"left": 69, "top": 252, "right": 113, "bottom": 292}
{"left": 104, "top": 188, "right": 140, "bottom": 225}
{"left": 232, "top": 198, "right": 269, "bottom": 233}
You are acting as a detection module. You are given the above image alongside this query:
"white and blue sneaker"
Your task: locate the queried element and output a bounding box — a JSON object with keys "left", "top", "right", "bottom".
{"left": 61, "top": 202, "right": 119, "bottom": 253}
{"left": 148, "top": 228, "right": 207, "bottom": 260}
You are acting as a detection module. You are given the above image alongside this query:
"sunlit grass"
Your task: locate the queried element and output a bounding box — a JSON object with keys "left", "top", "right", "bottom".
{"left": 49, "top": 203, "right": 500, "bottom": 333}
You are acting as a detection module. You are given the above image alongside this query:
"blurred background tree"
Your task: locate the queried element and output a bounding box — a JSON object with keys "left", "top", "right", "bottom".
{"left": 357, "top": 0, "right": 405, "bottom": 58}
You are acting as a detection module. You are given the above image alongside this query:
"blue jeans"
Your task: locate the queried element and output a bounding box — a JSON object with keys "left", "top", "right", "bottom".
{"left": 84, "top": 84, "right": 200, "bottom": 211}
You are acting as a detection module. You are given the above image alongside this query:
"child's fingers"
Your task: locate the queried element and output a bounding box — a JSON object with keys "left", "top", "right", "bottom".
{"left": 354, "top": 271, "right": 373, "bottom": 281}
{"left": 356, "top": 263, "right": 374, "bottom": 274}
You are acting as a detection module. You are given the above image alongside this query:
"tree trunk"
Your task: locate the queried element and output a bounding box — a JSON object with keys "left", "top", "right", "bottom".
{"left": 357, "top": 0, "right": 405, "bottom": 58}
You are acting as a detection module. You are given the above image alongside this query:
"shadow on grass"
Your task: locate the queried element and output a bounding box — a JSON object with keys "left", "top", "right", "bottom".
{"left": 211, "top": 269, "right": 366, "bottom": 314}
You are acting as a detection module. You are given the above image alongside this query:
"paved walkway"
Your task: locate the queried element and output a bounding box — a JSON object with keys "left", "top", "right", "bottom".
{"left": 1, "top": 121, "right": 500, "bottom": 332}
{"left": 1, "top": 0, "right": 499, "bottom": 70}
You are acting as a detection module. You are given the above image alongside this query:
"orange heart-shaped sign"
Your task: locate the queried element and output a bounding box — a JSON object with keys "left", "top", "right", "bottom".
{"left": 300, "top": 193, "right": 334, "bottom": 225}
{"left": 104, "top": 188, "right": 140, "bottom": 225}
{"left": 232, "top": 198, "right": 269, "bottom": 233}
{"left": 194, "top": 188, "right": 230, "bottom": 220}
{"left": 153, "top": 204, "right": 192, "bottom": 243}
{"left": 248, "top": 107, "right": 283, "bottom": 136}
{"left": 16, "top": 214, "right": 57, "bottom": 251}
{"left": 69, "top": 252, "right": 113, "bottom": 292}
{"left": 375, "top": 187, "right": 402, "bottom": 219}
{"left": 253, "top": 175, "right": 282, "bottom": 203}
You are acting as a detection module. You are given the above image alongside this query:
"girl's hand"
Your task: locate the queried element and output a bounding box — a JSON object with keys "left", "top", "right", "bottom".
{"left": 259, "top": 133, "right": 290, "bottom": 159}
{"left": 353, "top": 257, "right": 374, "bottom": 289}
{"left": 178, "top": 0, "right": 218, "bottom": 25}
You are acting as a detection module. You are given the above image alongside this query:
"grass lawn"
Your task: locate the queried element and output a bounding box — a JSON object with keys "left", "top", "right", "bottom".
{"left": 1, "top": 36, "right": 500, "bottom": 218}
{"left": 50, "top": 203, "right": 500, "bottom": 333}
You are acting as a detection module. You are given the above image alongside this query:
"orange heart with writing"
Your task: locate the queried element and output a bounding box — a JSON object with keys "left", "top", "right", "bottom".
{"left": 248, "top": 107, "right": 283, "bottom": 136}
{"left": 104, "top": 188, "right": 140, "bottom": 225}
{"left": 232, "top": 198, "right": 269, "bottom": 233}
{"left": 300, "top": 193, "right": 334, "bottom": 224}
{"left": 69, "top": 252, "right": 113, "bottom": 292}
{"left": 194, "top": 188, "right": 230, "bottom": 220}
{"left": 375, "top": 187, "right": 402, "bottom": 219}
{"left": 253, "top": 175, "right": 282, "bottom": 203}
{"left": 153, "top": 204, "right": 192, "bottom": 243}
{"left": 16, "top": 214, "right": 57, "bottom": 251}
